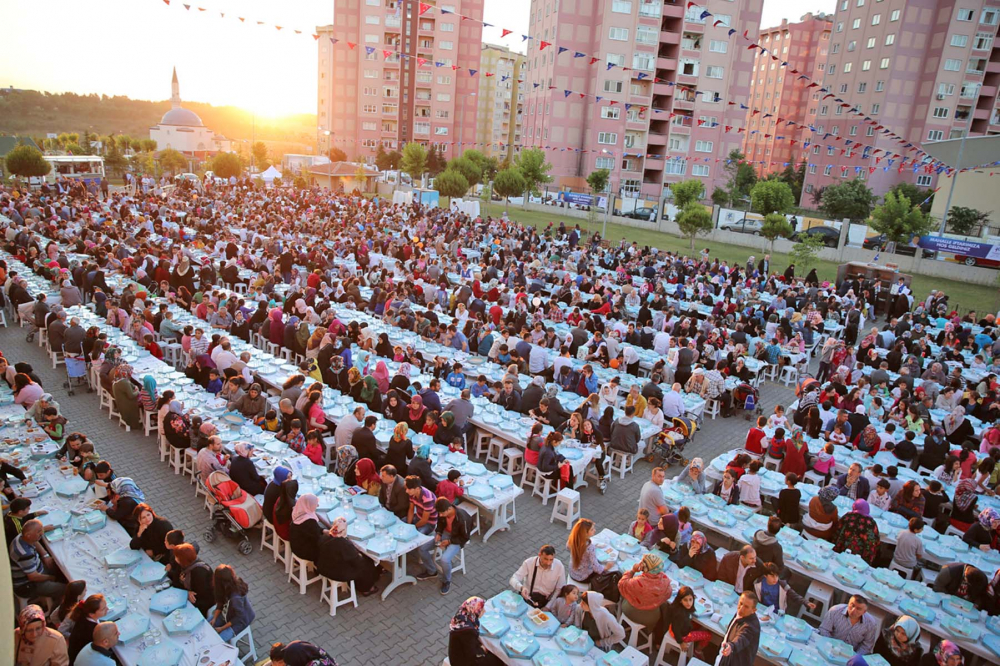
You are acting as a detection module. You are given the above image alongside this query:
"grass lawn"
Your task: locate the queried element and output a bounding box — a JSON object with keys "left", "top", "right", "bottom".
{"left": 483, "top": 202, "right": 1000, "bottom": 315}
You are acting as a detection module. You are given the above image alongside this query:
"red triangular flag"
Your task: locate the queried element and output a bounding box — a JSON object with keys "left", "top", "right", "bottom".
{"left": 347, "top": 42, "right": 356, "bottom": 49}
{"left": 312, "top": 34, "right": 319, "bottom": 40}
{"left": 501, "top": 29, "right": 513, "bottom": 38}
{"left": 162, "top": 0, "right": 169, "bottom": 4}
{"left": 540, "top": 41, "right": 551, "bottom": 50}
{"left": 419, "top": 2, "right": 431, "bottom": 14}
{"left": 485, "top": 72, "right": 495, "bottom": 77}
{"left": 589, "top": 57, "right": 599, "bottom": 64}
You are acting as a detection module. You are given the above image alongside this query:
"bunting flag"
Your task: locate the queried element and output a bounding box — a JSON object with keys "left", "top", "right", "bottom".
{"left": 501, "top": 28, "right": 512, "bottom": 38}
{"left": 418, "top": 2, "right": 431, "bottom": 14}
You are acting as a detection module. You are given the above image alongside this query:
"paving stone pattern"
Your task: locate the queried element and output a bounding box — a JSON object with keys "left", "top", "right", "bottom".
{"left": 2, "top": 326, "right": 799, "bottom": 665}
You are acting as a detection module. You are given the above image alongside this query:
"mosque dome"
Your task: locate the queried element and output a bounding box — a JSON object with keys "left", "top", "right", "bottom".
{"left": 159, "top": 106, "right": 204, "bottom": 127}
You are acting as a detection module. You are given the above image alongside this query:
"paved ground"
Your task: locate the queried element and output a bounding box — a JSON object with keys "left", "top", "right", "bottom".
{"left": 2, "top": 326, "right": 796, "bottom": 665}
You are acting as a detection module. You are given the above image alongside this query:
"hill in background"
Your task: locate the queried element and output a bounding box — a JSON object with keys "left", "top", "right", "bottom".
{"left": 0, "top": 89, "right": 318, "bottom": 157}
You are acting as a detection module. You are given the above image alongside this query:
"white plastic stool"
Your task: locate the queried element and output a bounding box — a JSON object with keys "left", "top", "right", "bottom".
{"left": 704, "top": 398, "right": 720, "bottom": 420}
{"left": 619, "top": 613, "right": 654, "bottom": 652}
{"left": 532, "top": 474, "right": 558, "bottom": 505}
{"left": 320, "top": 577, "right": 358, "bottom": 616}
{"left": 456, "top": 502, "right": 481, "bottom": 538}
{"left": 500, "top": 448, "right": 524, "bottom": 476}
{"left": 653, "top": 632, "right": 689, "bottom": 666}
{"left": 485, "top": 438, "right": 505, "bottom": 467}
{"left": 169, "top": 446, "right": 185, "bottom": 475}
{"left": 945, "top": 524, "right": 964, "bottom": 538}
{"left": 520, "top": 463, "right": 539, "bottom": 491}
{"left": 474, "top": 433, "right": 492, "bottom": 460}
{"left": 763, "top": 455, "right": 782, "bottom": 472}
{"left": 799, "top": 580, "right": 834, "bottom": 624}
{"left": 550, "top": 488, "right": 581, "bottom": 529}
{"left": 436, "top": 546, "right": 466, "bottom": 576}
{"left": 143, "top": 410, "right": 158, "bottom": 437}
{"left": 183, "top": 448, "right": 198, "bottom": 481}
{"left": 157, "top": 435, "right": 169, "bottom": 463}
{"left": 803, "top": 470, "right": 826, "bottom": 485}
{"left": 228, "top": 625, "right": 258, "bottom": 664}
{"left": 888, "top": 561, "right": 920, "bottom": 581}
{"left": 779, "top": 365, "right": 798, "bottom": 386}
{"left": 260, "top": 519, "right": 278, "bottom": 557}
{"left": 287, "top": 554, "right": 322, "bottom": 594}
{"left": 609, "top": 450, "right": 635, "bottom": 478}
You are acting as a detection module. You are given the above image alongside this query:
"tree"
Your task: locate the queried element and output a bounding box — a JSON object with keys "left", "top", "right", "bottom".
{"left": 251, "top": 141, "right": 269, "bottom": 170}
{"left": 5, "top": 143, "right": 51, "bottom": 179}
{"left": 750, "top": 180, "right": 795, "bottom": 216}
{"left": 65, "top": 143, "right": 86, "bottom": 155}
{"left": 722, "top": 149, "right": 757, "bottom": 205}
{"left": 386, "top": 150, "right": 402, "bottom": 170}
{"left": 775, "top": 160, "right": 806, "bottom": 204}
{"left": 293, "top": 174, "right": 308, "bottom": 189}
{"left": 810, "top": 186, "right": 826, "bottom": 207}
{"left": 354, "top": 165, "right": 369, "bottom": 192}
{"left": 945, "top": 206, "right": 990, "bottom": 236}
{"left": 104, "top": 145, "right": 126, "bottom": 177}
{"left": 427, "top": 145, "right": 445, "bottom": 176}
{"left": 210, "top": 152, "right": 242, "bottom": 179}
{"left": 869, "top": 191, "right": 932, "bottom": 244}
{"left": 401, "top": 142, "right": 428, "bottom": 184}
{"left": 820, "top": 179, "right": 877, "bottom": 225}
{"left": 675, "top": 202, "right": 713, "bottom": 251}
{"left": 463, "top": 149, "right": 498, "bottom": 181}
{"left": 711, "top": 187, "right": 730, "bottom": 207}
{"left": 790, "top": 233, "right": 825, "bottom": 274}
{"left": 514, "top": 148, "right": 552, "bottom": 201}
{"left": 435, "top": 169, "right": 470, "bottom": 198}
{"left": 586, "top": 168, "right": 610, "bottom": 196}
{"left": 670, "top": 179, "right": 704, "bottom": 209}
{"left": 888, "top": 182, "right": 934, "bottom": 213}
{"left": 375, "top": 145, "right": 392, "bottom": 172}
{"left": 157, "top": 148, "right": 188, "bottom": 174}
{"left": 328, "top": 147, "right": 347, "bottom": 162}
{"left": 760, "top": 213, "right": 795, "bottom": 252}
{"left": 447, "top": 156, "right": 482, "bottom": 187}
{"left": 140, "top": 139, "right": 157, "bottom": 152}
{"left": 493, "top": 167, "right": 527, "bottom": 211}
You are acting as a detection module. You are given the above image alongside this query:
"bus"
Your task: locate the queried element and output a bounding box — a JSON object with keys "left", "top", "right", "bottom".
{"left": 42, "top": 155, "right": 105, "bottom": 186}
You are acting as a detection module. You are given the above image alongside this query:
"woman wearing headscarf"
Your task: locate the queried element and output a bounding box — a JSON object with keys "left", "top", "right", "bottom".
{"left": 98, "top": 346, "right": 121, "bottom": 393}
{"left": 944, "top": 406, "right": 973, "bottom": 447}
{"left": 334, "top": 445, "right": 359, "bottom": 478}
{"left": 230, "top": 309, "right": 250, "bottom": 342}
{"left": 315, "top": 517, "right": 382, "bottom": 598}
{"left": 354, "top": 459, "right": 382, "bottom": 496}
{"left": 359, "top": 375, "right": 382, "bottom": 412}
{"left": 14, "top": 604, "right": 69, "bottom": 666}
{"left": 60, "top": 279, "right": 83, "bottom": 308}
{"left": 138, "top": 375, "right": 158, "bottom": 413}
{"left": 779, "top": 430, "right": 810, "bottom": 477}
{"left": 447, "top": 597, "right": 501, "bottom": 666}
{"left": 262, "top": 467, "right": 291, "bottom": 525}
{"left": 833, "top": 499, "right": 881, "bottom": 564}
{"left": 346, "top": 367, "right": 364, "bottom": 402}
{"left": 874, "top": 615, "right": 923, "bottom": 666}
{"left": 618, "top": 552, "right": 672, "bottom": 627}
{"left": 950, "top": 479, "right": 980, "bottom": 531}
{"left": 272, "top": 479, "right": 299, "bottom": 541}
{"left": 305, "top": 327, "right": 327, "bottom": 360}
{"left": 856, "top": 424, "right": 882, "bottom": 455}
{"left": 580, "top": 591, "right": 626, "bottom": 650}
{"left": 920, "top": 640, "right": 963, "bottom": 666}
{"left": 289, "top": 494, "right": 323, "bottom": 563}
{"left": 100, "top": 478, "right": 144, "bottom": 537}
{"left": 671, "top": 531, "right": 718, "bottom": 580}
{"left": 406, "top": 394, "right": 428, "bottom": 432}
{"left": 111, "top": 359, "right": 141, "bottom": 430}
{"left": 268, "top": 308, "right": 284, "bottom": 346}
{"left": 375, "top": 332, "right": 393, "bottom": 358}
{"left": 381, "top": 390, "right": 409, "bottom": 423}
{"left": 229, "top": 442, "right": 267, "bottom": 496}
{"left": 385, "top": 422, "right": 414, "bottom": 475}
{"left": 434, "top": 411, "right": 460, "bottom": 447}
{"left": 390, "top": 362, "right": 412, "bottom": 393}
{"left": 963, "top": 507, "right": 1000, "bottom": 551}
{"left": 804, "top": 485, "right": 840, "bottom": 541}
{"left": 408, "top": 444, "right": 436, "bottom": 491}
{"left": 372, "top": 361, "right": 391, "bottom": 394}
{"left": 643, "top": 513, "right": 681, "bottom": 556}
{"left": 228, "top": 383, "right": 267, "bottom": 421}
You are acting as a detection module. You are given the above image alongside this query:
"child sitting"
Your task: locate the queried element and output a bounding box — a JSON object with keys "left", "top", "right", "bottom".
{"left": 812, "top": 442, "right": 836, "bottom": 481}
{"left": 777, "top": 473, "right": 802, "bottom": 526}
{"left": 205, "top": 369, "right": 223, "bottom": 395}
{"left": 470, "top": 375, "right": 491, "bottom": 399}
{"left": 445, "top": 363, "right": 466, "bottom": 390}
{"left": 767, "top": 405, "right": 788, "bottom": 430}
{"left": 279, "top": 418, "right": 306, "bottom": 454}
{"left": 77, "top": 441, "right": 100, "bottom": 466}
{"left": 303, "top": 431, "right": 325, "bottom": 467}
{"left": 546, "top": 584, "right": 581, "bottom": 627}
{"left": 745, "top": 416, "right": 767, "bottom": 455}
{"left": 828, "top": 424, "right": 847, "bottom": 445}
{"left": 421, "top": 411, "right": 441, "bottom": 437}
{"left": 628, "top": 508, "right": 653, "bottom": 541}
{"left": 261, "top": 409, "right": 281, "bottom": 433}
{"left": 448, "top": 436, "right": 466, "bottom": 455}
{"left": 868, "top": 478, "right": 893, "bottom": 510}
{"left": 42, "top": 407, "right": 68, "bottom": 445}
{"left": 767, "top": 427, "right": 787, "bottom": 460}
{"left": 435, "top": 469, "right": 465, "bottom": 503}
{"left": 675, "top": 506, "right": 693, "bottom": 545}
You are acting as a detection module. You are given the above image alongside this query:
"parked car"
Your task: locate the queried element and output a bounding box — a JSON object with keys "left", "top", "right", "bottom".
{"left": 791, "top": 226, "right": 841, "bottom": 248}
{"left": 951, "top": 254, "right": 1000, "bottom": 269}
{"left": 719, "top": 218, "right": 764, "bottom": 234}
{"left": 862, "top": 234, "right": 936, "bottom": 258}
{"left": 619, "top": 207, "right": 657, "bottom": 221}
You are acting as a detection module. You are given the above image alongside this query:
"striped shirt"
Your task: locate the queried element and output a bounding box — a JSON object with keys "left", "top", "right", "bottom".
{"left": 409, "top": 487, "right": 438, "bottom": 525}
{"left": 9, "top": 535, "right": 42, "bottom": 589}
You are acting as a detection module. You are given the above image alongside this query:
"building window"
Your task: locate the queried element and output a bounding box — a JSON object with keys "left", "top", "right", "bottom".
{"left": 927, "top": 130, "right": 944, "bottom": 140}
{"left": 938, "top": 83, "right": 956, "bottom": 96}
{"left": 875, "top": 80, "right": 885, "bottom": 91}
{"left": 858, "top": 82, "right": 867, "bottom": 92}
{"left": 436, "top": 93, "right": 451, "bottom": 101}
{"left": 365, "top": 15, "right": 380, "bottom": 24}
{"left": 932, "top": 107, "right": 949, "bottom": 118}
{"left": 434, "top": 127, "right": 448, "bottom": 135}
{"left": 880, "top": 57, "right": 890, "bottom": 68}
{"left": 820, "top": 105, "right": 829, "bottom": 115}
{"left": 824, "top": 165, "right": 833, "bottom": 175}
{"left": 848, "top": 40, "right": 856, "bottom": 51}
{"left": 872, "top": 14, "right": 881, "bottom": 25}
{"left": 974, "top": 32, "right": 994, "bottom": 50}
{"left": 916, "top": 175, "right": 933, "bottom": 186}
{"left": 601, "top": 106, "right": 621, "bottom": 120}
{"left": 844, "top": 62, "right": 853, "bottom": 72}
{"left": 695, "top": 140, "right": 713, "bottom": 152}
{"left": 437, "top": 75, "right": 452, "bottom": 84}
{"left": 885, "top": 34, "right": 895, "bottom": 45}
{"left": 852, "top": 18, "right": 861, "bottom": 29}
{"left": 709, "top": 40, "right": 728, "bottom": 53}
{"left": 680, "top": 59, "right": 699, "bottom": 76}
{"left": 609, "top": 27, "right": 629, "bottom": 41}
{"left": 951, "top": 34, "right": 969, "bottom": 47}
{"left": 808, "top": 165, "right": 817, "bottom": 174}
{"left": 982, "top": 8, "right": 998, "bottom": 24}
{"left": 832, "top": 43, "right": 840, "bottom": 53}
{"left": 871, "top": 103, "right": 880, "bottom": 113}
{"left": 867, "top": 37, "right": 876, "bottom": 48}
{"left": 866, "top": 126, "right": 875, "bottom": 136}
{"left": 633, "top": 53, "right": 655, "bottom": 70}
{"left": 636, "top": 26, "right": 657, "bottom": 44}
{"left": 692, "top": 164, "right": 710, "bottom": 176}
{"left": 598, "top": 132, "right": 618, "bottom": 144}
{"left": 836, "top": 22, "right": 844, "bottom": 32}
{"left": 612, "top": 0, "right": 632, "bottom": 13}
{"left": 862, "top": 60, "right": 871, "bottom": 70}
{"left": 363, "top": 121, "right": 377, "bottom": 131}
{"left": 944, "top": 58, "right": 962, "bottom": 71}
{"left": 440, "top": 41, "right": 453, "bottom": 50}
{"left": 365, "top": 34, "right": 379, "bottom": 43}
{"left": 702, "top": 90, "right": 720, "bottom": 103}
{"left": 714, "top": 14, "right": 731, "bottom": 27}
{"left": 705, "top": 65, "right": 724, "bottom": 79}
{"left": 957, "top": 8, "right": 974, "bottom": 21}
{"left": 595, "top": 157, "right": 614, "bottom": 169}
{"left": 362, "top": 104, "right": 377, "bottom": 113}
{"left": 890, "top": 9, "right": 901, "bottom": 20}
{"left": 440, "top": 23, "right": 455, "bottom": 32}
{"left": 603, "top": 80, "right": 623, "bottom": 93}
{"left": 849, "top": 126, "right": 857, "bottom": 135}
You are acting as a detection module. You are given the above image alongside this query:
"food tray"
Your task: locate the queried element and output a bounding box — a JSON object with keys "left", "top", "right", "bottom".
{"left": 941, "top": 595, "right": 979, "bottom": 620}
{"left": 675, "top": 566, "right": 704, "bottom": 586}
{"left": 489, "top": 475, "right": 515, "bottom": 490}
{"left": 832, "top": 566, "right": 866, "bottom": 589}
{"left": 70, "top": 510, "right": 107, "bottom": 534}
{"left": 941, "top": 615, "right": 981, "bottom": 641}
{"left": 707, "top": 508, "right": 737, "bottom": 528}
{"left": 130, "top": 561, "right": 167, "bottom": 587}
{"left": 899, "top": 599, "right": 936, "bottom": 623}
{"left": 389, "top": 523, "right": 419, "bottom": 542}
{"left": 104, "top": 548, "right": 143, "bottom": 569}
{"left": 759, "top": 633, "right": 792, "bottom": 660}
{"left": 493, "top": 590, "right": 528, "bottom": 618}
{"left": 597, "top": 651, "right": 633, "bottom": 666}
{"left": 347, "top": 519, "right": 375, "bottom": 541}
{"left": 555, "top": 626, "right": 594, "bottom": 656}
{"left": 136, "top": 639, "right": 184, "bottom": 666}
{"left": 54, "top": 477, "right": 89, "bottom": 497}
{"left": 870, "top": 567, "right": 905, "bottom": 589}
{"left": 163, "top": 603, "right": 205, "bottom": 635}
{"left": 501, "top": 632, "right": 540, "bottom": 659}
{"left": 611, "top": 535, "right": 641, "bottom": 555}
{"left": 815, "top": 636, "right": 855, "bottom": 664}
{"left": 149, "top": 587, "right": 190, "bottom": 615}
{"left": 835, "top": 552, "right": 868, "bottom": 572}
{"left": 531, "top": 649, "right": 571, "bottom": 666}
{"left": 467, "top": 483, "right": 495, "bottom": 500}
{"left": 779, "top": 615, "right": 813, "bottom": 643}
{"left": 523, "top": 609, "right": 560, "bottom": 637}
{"left": 480, "top": 612, "right": 510, "bottom": 638}
{"left": 351, "top": 494, "right": 380, "bottom": 512}
{"left": 368, "top": 509, "right": 397, "bottom": 528}
{"left": 862, "top": 580, "right": 898, "bottom": 605}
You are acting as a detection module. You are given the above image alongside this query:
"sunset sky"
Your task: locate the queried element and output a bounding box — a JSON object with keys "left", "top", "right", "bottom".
{"left": 1, "top": 0, "right": 832, "bottom": 117}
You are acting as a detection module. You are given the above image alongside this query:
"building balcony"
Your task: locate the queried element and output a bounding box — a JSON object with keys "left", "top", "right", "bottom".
{"left": 626, "top": 119, "right": 648, "bottom": 131}
{"left": 662, "top": 4, "right": 684, "bottom": 18}
{"left": 653, "top": 83, "right": 673, "bottom": 96}
{"left": 660, "top": 31, "right": 680, "bottom": 44}
{"left": 671, "top": 123, "right": 690, "bottom": 135}
{"left": 980, "top": 84, "right": 998, "bottom": 98}
{"left": 647, "top": 132, "right": 667, "bottom": 145}
{"left": 676, "top": 73, "right": 698, "bottom": 86}
{"left": 673, "top": 97, "right": 695, "bottom": 110}
{"left": 381, "top": 128, "right": 397, "bottom": 137}
{"left": 657, "top": 57, "right": 677, "bottom": 70}
{"left": 644, "top": 157, "right": 665, "bottom": 170}
{"left": 974, "top": 107, "right": 991, "bottom": 119}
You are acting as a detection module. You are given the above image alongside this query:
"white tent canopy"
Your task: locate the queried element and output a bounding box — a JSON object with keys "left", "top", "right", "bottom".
{"left": 259, "top": 165, "right": 282, "bottom": 182}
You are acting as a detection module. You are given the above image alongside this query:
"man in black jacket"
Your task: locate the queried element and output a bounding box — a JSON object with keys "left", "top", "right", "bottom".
{"left": 434, "top": 499, "right": 471, "bottom": 596}
{"left": 351, "top": 416, "right": 383, "bottom": 467}
{"left": 378, "top": 465, "right": 409, "bottom": 518}
{"left": 933, "top": 563, "right": 988, "bottom": 609}
{"left": 719, "top": 592, "right": 761, "bottom": 666}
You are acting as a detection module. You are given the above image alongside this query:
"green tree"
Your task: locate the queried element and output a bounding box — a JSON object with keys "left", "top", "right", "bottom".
{"left": 774, "top": 160, "right": 806, "bottom": 204}
{"left": 4, "top": 143, "right": 51, "bottom": 179}
{"left": 157, "top": 148, "right": 188, "bottom": 174}
{"left": 514, "top": 148, "right": 552, "bottom": 202}
{"left": 427, "top": 145, "right": 445, "bottom": 176}
{"left": 869, "top": 191, "right": 932, "bottom": 244}
{"left": 887, "top": 182, "right": 934, "bottom": 213}
{"left": 463, "top": 149, "right": 498, "bottom": 181}
{"left": 810, "top": 186, "right": 826, "bottom": 207}
{"left": 945, "top": 206, "right": 991, "bottom": 236}
{"left": 586, "top": 168, "right": 610, "bottom": 196}
{"left": 711, "top": 187, "right": 730, "bottom": 207}
{"left": 65, "top": 143, "right": 85, "bottom": 155}
{"left": 790, "top": 233, "right": 825, "bottom": 274}
{"left": 723, "top": 149, "right": 757, "bottom": 205}
{"left": 328, "top": 147, "right": 347, "bottom": 162}
{"left": 140, "top": 139, "right": 157, "bottom": 152}
{"left": 447, "top": 156, "right": 482, "bottom": 187}
{"left": 104, "top": 145, "right": 126, "bottom": 177}
{"left": 820, "top": 179, "right": 877, "bottom": 225}
{"left": 210, "top": 152, "right": 242, "bottom": 179}
{"left": 760, "top": 213, "right": 795, "bottom": 253}
{"left": 251, "top": 141, "right": 269, "bottom": 170}
{"left": 493, "top": 167, "right": 527, "bottom": 211}
{"left": 401, "top": 142, "right": 428, "bottom": 184}
{"left": 435, "top": 169, "right": 470, "bottom": 198}
{"left": 293, "top": 174, "right": 308, "bottom": 189}
{"left": 354, "top": 164, "right": 369, "bottom": 192}
{"left": 670, "top": 179, "right": 704, "bottom": 210}
{"left": 386, "top": 150, "right": 402, "bottom": 170}
{"left": 675, "top": 202, "right": 713, "bottom": 251}
{"left": 375, "top": 145, "right": 391, "bottom": 172}
{"left": 750, "top": 180, "right": 795, "bottom": 216}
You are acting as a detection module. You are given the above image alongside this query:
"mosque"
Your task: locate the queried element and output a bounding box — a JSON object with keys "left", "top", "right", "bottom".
{"left": 149, "top": 68, "right": 232, "bottom": 157}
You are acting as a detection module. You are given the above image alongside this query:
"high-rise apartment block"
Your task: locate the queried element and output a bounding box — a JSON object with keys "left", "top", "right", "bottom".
{"left": 476, "top": 44, "right": 525, "bottom": 161}
{"left": 800, "top": 0, "right": 1000, "bottom": 202}
{"left": 521, "top": 0, "right": 762, "bottom": 200}
{"left": 316, "top": 0, "right": 484, "bottom": 162}
{"left": 743, "top": 13, "right": 832, "bottom": 177}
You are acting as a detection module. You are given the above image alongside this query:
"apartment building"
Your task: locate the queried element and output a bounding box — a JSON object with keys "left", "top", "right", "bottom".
{"left": 743, "top": 13, "right": 832, "bottom": 177}
{"left": 476, "top": 44, "right": 525, "bottom": 161}
{"left": 521, "top": 0, "right": 763, "bottom": 200}
{"left": 800, "top": 0, "right": 1000, "bottom": 202}
{"left": 316, "top": 0, "right": 484, "bottom": 163}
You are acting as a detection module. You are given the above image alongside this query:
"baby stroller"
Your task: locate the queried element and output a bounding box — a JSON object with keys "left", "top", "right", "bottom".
{"left": 202, "top": 471, "right": 263, "bottom": 555}
{"left": 61, "top": 346, "right": 91, "bottom": 397}
{"left": 647, "top": 416, "right": 698, "bottom": 468}
{"left": 732, "top": 383, "right": 762, "bottom": 421}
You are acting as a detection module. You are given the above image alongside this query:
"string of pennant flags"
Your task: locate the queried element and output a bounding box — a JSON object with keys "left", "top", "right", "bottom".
{"left": 155, "top": 0, "right": 999, "bottom": 175}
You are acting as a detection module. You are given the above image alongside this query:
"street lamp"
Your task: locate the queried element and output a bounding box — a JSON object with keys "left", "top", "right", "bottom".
{"left": 317, "top": 128, "right": 331, "bottom": 156}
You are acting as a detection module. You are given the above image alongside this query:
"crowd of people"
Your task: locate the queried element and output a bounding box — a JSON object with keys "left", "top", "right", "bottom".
{"left": 2, "top": 172, "right": 999, "bottom": 666}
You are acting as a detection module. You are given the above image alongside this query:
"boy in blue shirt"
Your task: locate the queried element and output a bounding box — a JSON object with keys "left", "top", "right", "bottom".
{"left": 446, "top": 363, "right": 467, "bottom": 390}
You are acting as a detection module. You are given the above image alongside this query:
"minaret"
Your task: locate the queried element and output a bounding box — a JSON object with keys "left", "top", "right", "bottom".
{"left": 170, "top": 67, "right": 181, "bottom": 108}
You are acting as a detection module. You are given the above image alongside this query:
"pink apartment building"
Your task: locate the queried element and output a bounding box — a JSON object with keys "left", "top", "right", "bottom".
{"left": 317, "top": 0, "right": 484, "bottom": 162}
{"left": 743, "top": 13, "right": 833, "bottom": 177}
{"left": 521, "top": 0, "right": 763, "bottom": 201}
{"left": 800, "top": 0, "right": 1000, "bottom": 203}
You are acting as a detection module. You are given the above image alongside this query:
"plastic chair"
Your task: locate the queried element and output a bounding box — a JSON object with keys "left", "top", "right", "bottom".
{"left": 228, "top": 625, "right": 258, "bottom": 664}
{"left": 320, "top": 577, "right": 357, "bottom": 616}
{"left": 287, "top": 553, "right": 322, "bottom": 594}
{"left": 550, "top": 488, "right": 581, "bottom": 529}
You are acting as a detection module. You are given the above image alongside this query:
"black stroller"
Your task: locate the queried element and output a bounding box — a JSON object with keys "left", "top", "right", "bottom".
{"left": 647, "top": 416, "right": 698, "bottom": 468}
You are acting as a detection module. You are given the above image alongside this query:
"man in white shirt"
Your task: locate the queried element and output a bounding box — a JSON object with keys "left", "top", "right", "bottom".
{"left": 509, "top": 545, "right": 566, "bottom": 609}
{"left": 528, "top": 344, "right": 548, "bottom": 375}
{"left": 661, "top": 384, "right": 685, "bottom": 419}
{"left": 212, "top": 339, "right": 238, "bottom": 374}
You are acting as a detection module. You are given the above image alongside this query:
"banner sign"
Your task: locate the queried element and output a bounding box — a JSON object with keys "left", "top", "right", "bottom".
{"left": 916, "top": 235, "right": 1000, "bottom": 260}
{"left": 558, "top": 191, "right": 595, "bottom": 206}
